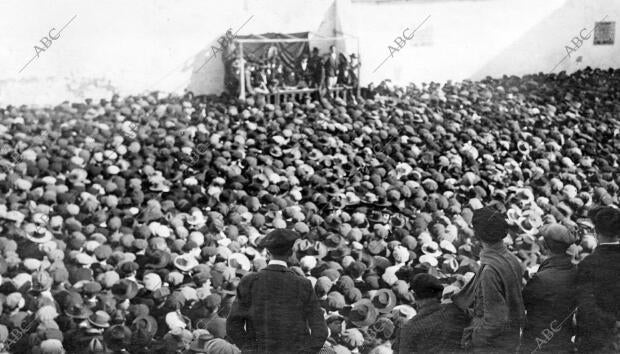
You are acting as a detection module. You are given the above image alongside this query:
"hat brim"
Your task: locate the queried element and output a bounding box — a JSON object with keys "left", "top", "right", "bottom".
{"left": 66, "top": 308, "right": 93, "bottom": 319}
{"left": 372, "top": 290, "right": 397, "bottom": 313}
{"left": 174, "top": 258, "right": 199, "bottom": 272}
{"left": 88, "top": 318, "right": 110, "bottom": 328}
{"left": 26, "top": 231, "right": 53, "bottom": 243}
{"left": 350, "top": 299, "right": 379, "bottom": 327}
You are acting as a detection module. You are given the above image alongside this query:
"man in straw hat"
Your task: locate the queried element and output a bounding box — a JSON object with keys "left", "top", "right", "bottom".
{"left": 227, "top": 229, "right": 328, "bottom": 353}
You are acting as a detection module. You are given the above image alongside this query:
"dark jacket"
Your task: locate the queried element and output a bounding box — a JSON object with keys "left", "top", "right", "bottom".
{"left": 576, "top": 244, "right": 620, "bottom": 353}
{"left": 297, "top": 62, "right": 313, "bottom": 87}
{"left": 521, "top": 255, "right": 577, "bottom": 353}
{"left": 453, "top": 242, "right": 525, "bottom": 353}
{"left": 397, "top": 302, "right": 469, "bottom": 353}
{"left": 227, "top": 263, "right": 328, "bottom": 354}
{"left": 324, "top": 54, "right": 338, "bottom": 78}
{"left": 308, "top": 55, "right": 324, "bottom": 87}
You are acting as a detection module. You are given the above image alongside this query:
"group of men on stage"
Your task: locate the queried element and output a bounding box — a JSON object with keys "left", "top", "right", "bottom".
{"left": 239, "top": 45, "right": 360, "bottom": 99}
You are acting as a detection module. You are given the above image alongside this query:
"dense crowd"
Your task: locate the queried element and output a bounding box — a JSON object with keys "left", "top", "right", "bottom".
{"left": 0, "top": 66, "right": 619, "bottom": 354}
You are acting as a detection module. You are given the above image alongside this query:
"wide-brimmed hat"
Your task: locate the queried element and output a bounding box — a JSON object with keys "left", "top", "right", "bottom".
{"left": 173, "top": 253, "right": 199, "bottom": 272}
{"left": 26, "top": 227, "right": 53, "bottom": 244}
{"left": 103, "top": 324, "right": 132, "bottom": 350}
{"left": 371, "top": 288, "right": 397, "bottom": 313}
{"left": 506, "top": 206, "right": 522, "bottom": 226}
{"left": 65, "top": 304, "right": 93, "bottom": 319}
{"left": 421, "top": 241, "right": 442, "bottom": 258}
{"left": 145, "top": 249, "right": 172, "bottom": 269}
{"left": 518, "top": 210, "right": 543, "bottom": 236}
{"left": 111, "top": 279, "right": 139, "bottom": 300}
{"left": 189, "top": 333, "right": 216, "bottom": 352}
{"left": 348, "top": 298, "right": 378, "bottom": 327}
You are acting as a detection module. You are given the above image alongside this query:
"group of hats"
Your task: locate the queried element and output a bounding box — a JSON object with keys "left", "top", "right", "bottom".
{"left": 0, "top": 66, "right": 619, "bottom": 352}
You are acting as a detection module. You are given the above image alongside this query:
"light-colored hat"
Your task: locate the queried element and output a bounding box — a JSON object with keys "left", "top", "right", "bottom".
{"left": 173, "top": 254, "right": 199, "bottom": 272}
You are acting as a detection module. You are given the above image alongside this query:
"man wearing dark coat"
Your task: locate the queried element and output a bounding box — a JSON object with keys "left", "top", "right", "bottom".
{"left": 308, "top": 47, "right": 324, "bottom": 89}
{"left": 576, "top": 206, "right": 620, "bottom": 353}
{"left": 227, "top": 229, "right": 328, "bottom": 354}
{"left": 396, "top": 273, "right": 469, "bottom": 353}
{"left": 521, "top": 223, "right": 577, "bottom": 353}
{"left": 453, "top": 206, "right": 526, "bottom": 354}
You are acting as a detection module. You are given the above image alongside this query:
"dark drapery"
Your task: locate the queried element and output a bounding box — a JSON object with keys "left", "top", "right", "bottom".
{"left": 235, "top": 32, "right": 310, "bottom": 72}
{"left": 222, "top": 32, "right": 310, "bottom": 95}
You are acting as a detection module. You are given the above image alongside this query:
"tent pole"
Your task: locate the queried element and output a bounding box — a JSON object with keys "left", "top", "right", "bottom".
{"left": 239, "top": 42, "right": 245, "bottom": 100}
{"left": 356, "top": 37, "right": 361, "bottom": 98}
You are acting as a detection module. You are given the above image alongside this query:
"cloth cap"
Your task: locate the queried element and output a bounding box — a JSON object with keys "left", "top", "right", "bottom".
{"left": 472, "top": 206, "right": 508, "bottom": 243}
{"left": 540, "top": 223, "right": 576, "bottom": 244}
{"left": 258, "top": 229, "right": 299, "bottom": 255}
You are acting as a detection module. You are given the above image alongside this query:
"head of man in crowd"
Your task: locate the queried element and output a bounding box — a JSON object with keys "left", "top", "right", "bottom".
{"left": 472, "top": 205, "right": 510, "bottom": 247}
{"left": 590, "top": 206, "right": 620, "bottom": 244}
{"left": 329, "top": 45, "right": 337, "bottom": 57}
{"left": 411, "top": 273, "right": 443, "bottom": 308}
{"left": 540, "top": 223, "right": 576, "bottom": 256}
{"left": 258, "top": 229, "right": 299, "bottom": 262}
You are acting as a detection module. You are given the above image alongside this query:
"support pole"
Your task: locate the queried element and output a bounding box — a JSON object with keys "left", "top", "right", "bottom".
{"left": 239, "top": 42, "right": 245, "bottom": 100}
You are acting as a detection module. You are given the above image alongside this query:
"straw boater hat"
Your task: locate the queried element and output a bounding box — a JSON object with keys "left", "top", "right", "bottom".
{"left": 173, "top": 254, "right": 199, "bottom": 272}
{"left": 26, "top": 224, "right": 53, "bottom": 244}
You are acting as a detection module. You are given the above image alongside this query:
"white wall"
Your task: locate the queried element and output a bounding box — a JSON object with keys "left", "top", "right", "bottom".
{"left": 0, "top": 0, "right": 618, "bottom": 105}
{"left": 354, "top": 0, "right": 620, "bottom": 86}
{"left": 0, "top": 0, "right": 335, "bottom": 105}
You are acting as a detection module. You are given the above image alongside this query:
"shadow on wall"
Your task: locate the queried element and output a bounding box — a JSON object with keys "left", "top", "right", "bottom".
{"left": 185, "top": 40, "right": 228, "bottom": 96}
{"left": 184, "top": 10, "right": 336, "bottom": 97}
{"left": 471, "top": 0, "right": 618, "bottom": 80}
{"left": 143, "top": 34, "right": 229, "bottom": 97}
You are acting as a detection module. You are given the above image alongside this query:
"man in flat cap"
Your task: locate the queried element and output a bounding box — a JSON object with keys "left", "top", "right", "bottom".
{"left": 227, "top": 229, "right": 328, "bottom": 353}
{"left": 521, "top": 223, "right": 577, "bottom": 353}
{"left": 396, "top": 273, "right": 468, "bottom": 353}
{"left": 453, "top": 206, "right": 525, "bottom": 353}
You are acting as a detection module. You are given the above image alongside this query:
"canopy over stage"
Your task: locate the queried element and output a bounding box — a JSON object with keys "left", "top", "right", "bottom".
{"left": 225, "top": 31, "right": 359, "bottom": 101}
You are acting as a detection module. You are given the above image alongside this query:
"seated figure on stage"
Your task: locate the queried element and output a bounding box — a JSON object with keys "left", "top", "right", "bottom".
{"left": 283, "top": 68, "right": 298, "bottom": 89}
{"left": 251, "top": 63, "right": 270, "bottom": 95}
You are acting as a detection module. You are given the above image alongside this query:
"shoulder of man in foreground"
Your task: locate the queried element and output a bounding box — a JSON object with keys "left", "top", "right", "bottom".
{"left": 236, "top": 271, "right": 261, "bottom": 295}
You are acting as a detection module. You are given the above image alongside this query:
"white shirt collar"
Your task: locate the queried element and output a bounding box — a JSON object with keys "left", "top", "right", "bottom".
{"left": 268, "top": 260, "right": 288, "bottom": 267}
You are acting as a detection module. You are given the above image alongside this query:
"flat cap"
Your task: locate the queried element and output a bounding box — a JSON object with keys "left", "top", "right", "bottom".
{"left": 540, "top": 223, "right": 576, "bottom": 244}
{"left": 258, "top": 229, "right": 300, "bottom": 255}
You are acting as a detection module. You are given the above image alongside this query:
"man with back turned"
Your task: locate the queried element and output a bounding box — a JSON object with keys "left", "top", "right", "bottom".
{"left": 227, "top": 229, "right": 328, "bottom": 353}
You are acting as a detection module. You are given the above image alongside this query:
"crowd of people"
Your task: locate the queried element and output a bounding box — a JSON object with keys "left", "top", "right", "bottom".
{"left": 228, "top": 45, "right": 360, "bottom": 99}
{"left": 0, "top": 66, "right": 618, "bottom": 353}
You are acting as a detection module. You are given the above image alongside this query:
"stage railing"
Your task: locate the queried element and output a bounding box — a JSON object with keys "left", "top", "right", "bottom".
{"left": 265, "top": 86, "right": 357, "bottom": 105}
